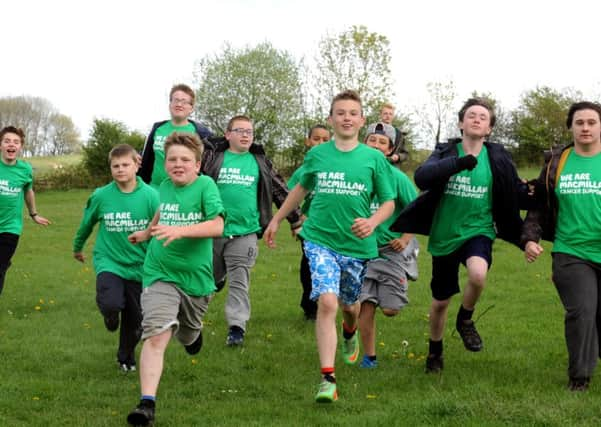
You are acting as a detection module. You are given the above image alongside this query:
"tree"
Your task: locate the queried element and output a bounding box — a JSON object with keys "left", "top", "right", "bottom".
{"left": 46, "top": 114, "right": 80, "bottom": 155}
{"left": 414, "top": 80, "right": 457, "bottom": 147}
{"left": 0, "top": 96, "right": 81, "bottom": 156}
{"left": 314, "top": 25, "right": 393, "bottom": 118}
{"left": 83, "top": 119, "right": 143, "bottom": 183}
{"left": 194, "top": 42, "right": 304, "bottom": 158}
{"left": 511, "top": 86, "right": 580, "bottom": 164}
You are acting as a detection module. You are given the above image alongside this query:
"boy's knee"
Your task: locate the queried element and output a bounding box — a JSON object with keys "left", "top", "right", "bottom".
{"left": 318, "top": 293, "right": 338, "bottom": 313}
{"left": 381, "top": 308, "right": 399, "bottom": 317}
{"left": 431, "top": 298, "right": 450, "bottom": 312}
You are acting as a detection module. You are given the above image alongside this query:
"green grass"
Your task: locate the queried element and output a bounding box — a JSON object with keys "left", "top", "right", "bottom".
{"left": 27, "top": 154, "right": 83, "bottom": 175}
{"left": 0, "top": 188, "right": 598, "bottom": 426}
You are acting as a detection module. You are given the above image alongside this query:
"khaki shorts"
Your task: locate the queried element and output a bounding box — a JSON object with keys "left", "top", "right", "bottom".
{"left": 141, "top": 281, "right": 210, "bottom": 346}
{"left": 359, "top": 239, "right": 419, "bottom": 311}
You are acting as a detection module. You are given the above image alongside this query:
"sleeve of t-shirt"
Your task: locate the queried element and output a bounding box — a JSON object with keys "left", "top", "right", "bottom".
{"left": 395, "top": 170, "right": 418, "bottom": 209}
{"left": 201, "top": 178, "right": 226, "bottom": 221}
{"left": 287, "top": 166, "right": 302, "bottom": 190}
{"left": 73, "top": 190, "right": 101, "bottom": 252}
{"left": 148, "top": 187, "right": 160, "bottom": 215}
{"left": 24, "top": 163, "right": 33, "bottom": 192}
{"left": 374, "top": 153, "right": 395, "bottom": 203}
{"left": 298, "top": 152, "right": 316, "bottom": 191}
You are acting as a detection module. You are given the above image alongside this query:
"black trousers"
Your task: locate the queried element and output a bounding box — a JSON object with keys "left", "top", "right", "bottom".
{"left": 96, "top": 272, "right": 142, "bottom": 365}
{"left": 299, "top": 240, "right": 317, "bottom": 316}
{"left": 0, "top": 233, "right": 19, "bottom": 296}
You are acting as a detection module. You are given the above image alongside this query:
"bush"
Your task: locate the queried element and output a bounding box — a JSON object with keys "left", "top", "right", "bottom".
{"left": 83, "top": 119, "right": 144, "bottom": 184}
{"left": 34, "top": 163, "right": 103, "bottom": 192}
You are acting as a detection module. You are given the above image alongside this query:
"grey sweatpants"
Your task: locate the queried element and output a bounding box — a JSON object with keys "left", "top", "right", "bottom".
{"left": 213, "top": 234, "right": 258, "bottom": 331}
{"left": 552, "top": 252, "right": 601, "bottom": 379}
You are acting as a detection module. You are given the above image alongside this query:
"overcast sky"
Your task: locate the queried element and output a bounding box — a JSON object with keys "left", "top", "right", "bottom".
{"left": 3, "top": 0, "right": 600, "bottom": 139}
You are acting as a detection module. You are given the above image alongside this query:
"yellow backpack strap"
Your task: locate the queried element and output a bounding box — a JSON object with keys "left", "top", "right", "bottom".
{"left": 554, "top": 147, "right": 572, "bottom": 185}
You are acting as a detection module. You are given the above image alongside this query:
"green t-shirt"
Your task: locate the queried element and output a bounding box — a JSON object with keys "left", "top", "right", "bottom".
{"left": 143, "top": 175, "right": 224, "bottom": 296}
{"left": 428, "top": 145, "right": 495, "bottom": 256}
{"left": 216, "top": 150, "right": 261, "bottom": 236}
{"left": 73, "top": 177, "right": 159, "bottom": 282}
{"left": 553, "top": 151, "right": 601, "bottom": 263}
{"left": 370, "top": 164, "right": 417, "bottom": 247}
{"left": 288, "top": 164, "right": 314, "bottom": 215}
{"left": 298, "top": 141, "right": 395, "bottom": 259}
{"left": 150, "top": 121, "right": 196, "bottom": 188}
{"left": 0, "top": 160, "right": 33, "bottom": 235}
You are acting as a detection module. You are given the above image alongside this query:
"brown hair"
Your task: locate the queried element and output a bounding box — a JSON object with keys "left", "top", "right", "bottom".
{"left": 169, "top": 84, "right": 195, "bottom": 104}
{"left": 0, "top": 126, "right": 25, "bottom": 145}
{"left": 458, "top": 98, "right": 496, "bottom": 129}
{"left": 380, "top": 102, "right": 395, "bottom": 112}
{"left": 227, "top": 115, "right": 252, "bottom": 131}
{"left": 108, "top": 144, "right": 138, "bottom": 164}
{"left": 329, "top": 90, "right": 363, "bottom": 116}
{"left": 566, "top": 101, "right": 601, "bottom": 129}
{"left": 164, "top": 132, "right": 204, "bottom": 161}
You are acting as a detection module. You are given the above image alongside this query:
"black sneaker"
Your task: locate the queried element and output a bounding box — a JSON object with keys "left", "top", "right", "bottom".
{"left": 119, "top": 360, "right": 136, "bottom": 373}
{"left": 226, "top": 326, "right": 244, "bottom": 346}
{"left": 215, "top": 279, "right": 226, "bottom": 293}
{"left": 425, "top": 354, "right": 444, "bottom": 373}
{"left": 184, "top": 330, "right": 203, "bottom": 355}
{"left": 127, "top": 399, "right": 155, "bottom": 426}
{"left": 568, "top": 377, "right": 590, "bottom": 392}
{"left": 304, "top": 311, "right": 317, "bottom": 321}
{"left": 456, "top": 320, "right": 483, "bottom": 352}
{"left": 104, "top": 312, "right": 119, "bottom": 332}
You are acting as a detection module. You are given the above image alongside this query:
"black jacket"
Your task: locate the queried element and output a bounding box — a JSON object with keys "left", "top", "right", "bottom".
{"left": 139, "top": 119, "right": 213, "bottom": 184}
{"left": 520, "top": 144, "right": 572, "bottom": 245}
{"left": 391, "top": 139, "right": 534, "bottom": 249}
{"left": 203, "top": 138, "right": 301, "bottom": 237}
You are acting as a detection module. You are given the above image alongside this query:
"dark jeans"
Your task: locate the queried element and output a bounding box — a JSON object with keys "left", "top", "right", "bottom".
{"left": 299, "top": 240, "right": 317, "bottom": 316}
{"left": 0, "top": 233, "right": 19, "bottom": 296}
{"left": 96, "top": 272, "right": 142, "bottom": 365}
{"left": 552, "top": 252, "right": 601, "bottom": 379}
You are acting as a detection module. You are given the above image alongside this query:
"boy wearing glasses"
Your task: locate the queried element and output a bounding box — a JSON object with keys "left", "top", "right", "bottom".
{"left": 139, "top": 84, "right": 213, "bottom": 189}
{"left": 203, "top": 115, "right": 302, "bottom": 346}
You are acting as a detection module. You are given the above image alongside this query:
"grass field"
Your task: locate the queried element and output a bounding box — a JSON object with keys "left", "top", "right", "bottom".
{"left": 0, "top": 186, "right": 598, "bottom": 426}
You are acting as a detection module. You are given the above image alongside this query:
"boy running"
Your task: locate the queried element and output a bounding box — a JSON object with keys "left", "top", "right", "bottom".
{"left": 264, "top": 90, "right": 395, "bottom": 402}
{"left": 0, "top": 126, "right": 50, "bottom": 296}
{"left": 126, "top": 133, "right": 224, "bottom": 426}
{"left": 358, "top": 123, "right": 419, "bottom": 368}
{"left": 73, "top": 144, "right": 159, "bottom": 372}
{"left": 287, "top": 124, "right": 331, "bottom": 320}
{"left": 391, "top": 98, "right": 533, "bottom": 373}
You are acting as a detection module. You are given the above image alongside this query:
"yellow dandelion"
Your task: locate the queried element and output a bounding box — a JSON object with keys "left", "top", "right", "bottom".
{"left": 191, "top": 359, "right": 198, "bottom": 365}
{"left": 32, "top": 397, "right": 40, "bottom": 401}
{"left": 266, "top": 333, "right": 273, "bottom": 340}
{"left": 39, "top": 299, "right": 44, "bottom": 304}
{"left": 379, "top": 341, "right": 385, "bottom": 347}
{"left": 34, "top": 306, "right": 41, "bottom": 311}
{"left": 366, "top": 394, "right": 377, "bottom": 399}
{"left": 271, "top": 273, "right": 276, "bottom": 278}
{"left": 111, "top": 411, "right": 117, "bottom": 416}
{"left": 408, "top": 352, "right": 415, "bottom": 359}
{"left": 49, "top": 300, "right": 55, "bottom": 304}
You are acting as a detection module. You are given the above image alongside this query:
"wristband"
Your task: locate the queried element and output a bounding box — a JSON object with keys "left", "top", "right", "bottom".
{"left": 30, "top": 212, "right": 38, "bottom": 218}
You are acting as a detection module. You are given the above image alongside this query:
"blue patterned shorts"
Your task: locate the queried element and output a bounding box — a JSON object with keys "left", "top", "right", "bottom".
{"left": 303, "top": 240, "right": 366, "bottom": 306}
